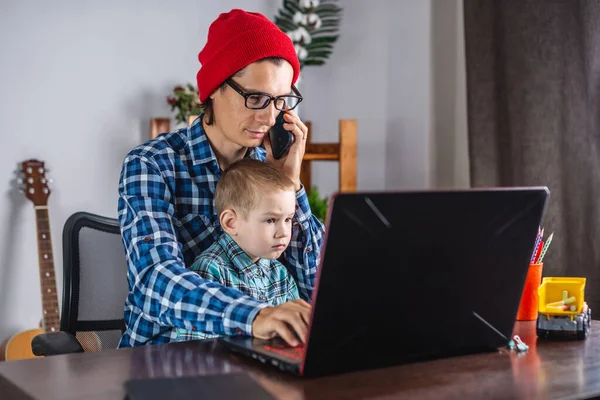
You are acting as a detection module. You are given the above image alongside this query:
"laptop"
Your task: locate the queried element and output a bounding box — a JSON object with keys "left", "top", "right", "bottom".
{"left": 219, "top": 187, "right": 549, "bottom": 377}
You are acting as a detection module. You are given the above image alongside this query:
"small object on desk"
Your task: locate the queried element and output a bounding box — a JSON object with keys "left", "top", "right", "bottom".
{"left": 124, "top": 373, "right": 275, "bottom": 400}
{"left": 518, "top": 229, "right": 556, "bottom": 321}
{"left": 547, "top": 295, "right": 576, "bottom": 308}
{"left": 547, "top": 290, "right": 575, "bottom": 306}
{"left": 507, "top": 335, "right": 529, "bottom": 352}
{"left": 536, "top": 277, "right": 591, "bottom": 340}
{"left": 516, "top": 262, "right": 544, "bottom": 321}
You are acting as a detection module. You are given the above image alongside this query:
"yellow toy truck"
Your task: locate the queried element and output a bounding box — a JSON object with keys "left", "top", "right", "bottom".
{"left": 536, "top": 277, "right": 591, "bottom": 340}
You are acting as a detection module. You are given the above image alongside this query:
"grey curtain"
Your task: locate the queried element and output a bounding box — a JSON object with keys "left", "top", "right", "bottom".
{"left": 464, "top": 0, "right": 600, "bottom": 311}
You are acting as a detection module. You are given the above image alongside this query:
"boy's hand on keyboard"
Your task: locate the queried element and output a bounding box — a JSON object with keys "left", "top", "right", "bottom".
{"left": 252, "top": 300, "right": 312, "bottom": 347}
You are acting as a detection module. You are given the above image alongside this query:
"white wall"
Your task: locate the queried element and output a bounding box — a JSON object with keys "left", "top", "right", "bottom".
{"left": 0, "top": 0, "right": 468, "bottom": 343}
{"left": 303, "top": 0, "right": 469, "bottom": 196}
{"left": 301, "top": 0, "right": 391, "bottom": 194}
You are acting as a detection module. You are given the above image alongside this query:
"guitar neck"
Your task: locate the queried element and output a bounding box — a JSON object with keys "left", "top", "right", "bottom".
{"left": 34, "top": 207, "right": 59, "bottom": 333}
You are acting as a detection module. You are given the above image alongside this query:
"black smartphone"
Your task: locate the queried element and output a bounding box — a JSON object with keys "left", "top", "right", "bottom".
{"left": 269, "top": 111, "right": 294, "bottom": 160}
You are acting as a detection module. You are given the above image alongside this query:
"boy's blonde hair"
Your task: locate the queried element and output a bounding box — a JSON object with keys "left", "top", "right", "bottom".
{"left": 215, "top": 159, "right": 296, "bottom": 217}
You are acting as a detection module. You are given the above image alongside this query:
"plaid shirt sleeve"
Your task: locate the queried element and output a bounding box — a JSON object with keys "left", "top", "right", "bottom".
{"left": 175, "top": 259, "right": 229, "bottom": 342}
{"left": 282, "top": 186, "right": 326, "bottom": 301}
{"left": 118, "top": 155, "right": 268, "bottom": 343}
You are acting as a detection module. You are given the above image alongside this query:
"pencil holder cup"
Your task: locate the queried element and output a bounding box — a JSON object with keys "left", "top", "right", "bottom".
{"left": 516, "top": 262, "right": 544, "bottom": 321}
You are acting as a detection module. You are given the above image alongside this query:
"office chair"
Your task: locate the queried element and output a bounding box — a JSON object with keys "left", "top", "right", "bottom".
{"left": 32, "top": 212, "right": 128, "bottom": 356}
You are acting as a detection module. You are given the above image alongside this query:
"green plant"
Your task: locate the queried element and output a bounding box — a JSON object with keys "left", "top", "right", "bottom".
{"left": 274, "top": 0, "right": 342, "bottom": 68}
{"left": 166, "top": 84, "right": 202, "bottom": 125}
{"left": 307, "top": 186, "right": 328, "bottom": 222}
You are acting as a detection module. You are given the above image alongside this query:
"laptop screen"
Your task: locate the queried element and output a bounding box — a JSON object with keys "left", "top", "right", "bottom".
{"left": 301, "top": 188, "right": 548, "bottom": 376}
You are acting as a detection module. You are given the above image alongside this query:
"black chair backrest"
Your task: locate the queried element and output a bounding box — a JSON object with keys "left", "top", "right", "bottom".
{"left": 61, "top": 212, "right": 127, "bottom": 351}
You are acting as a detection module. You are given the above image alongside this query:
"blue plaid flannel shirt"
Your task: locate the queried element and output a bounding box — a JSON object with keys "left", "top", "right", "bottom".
{"left": 117, "top": 116, "right": 324, "bottom": 347}
{"left": 176, "top": 232, "right": 300, "bottom": 341}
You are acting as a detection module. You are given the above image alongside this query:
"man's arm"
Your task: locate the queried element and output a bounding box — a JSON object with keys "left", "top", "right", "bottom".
{"left": 188, "top": 249, "right": 312, "bottom": 346}
{"left": 119, "top": 154, "right": 268, "bottom": 336}
{"left": 281, "top": 185, "right": 326, "bottom": 301}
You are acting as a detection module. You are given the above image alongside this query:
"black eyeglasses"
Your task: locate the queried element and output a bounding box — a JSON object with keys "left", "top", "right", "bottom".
{"left": 225, "top": 79, "right": 303, "bottom": 111}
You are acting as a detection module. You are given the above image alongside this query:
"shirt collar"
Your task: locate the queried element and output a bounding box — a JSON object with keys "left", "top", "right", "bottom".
{"left": 218, "top": 232, "right": 266, "bottom": 274}
{"left": 187, "top": 114, "right": 266, "bottom": 166}
{"left": 187, "top": 115, "right": 219, "bottom": 166}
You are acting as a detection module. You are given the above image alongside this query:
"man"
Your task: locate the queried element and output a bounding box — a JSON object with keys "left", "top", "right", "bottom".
{"left": 117, "top": 9, "right": 325, "bottom": 347}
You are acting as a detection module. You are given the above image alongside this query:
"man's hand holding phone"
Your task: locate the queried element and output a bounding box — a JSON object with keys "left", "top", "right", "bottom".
{"left": 268, "top": 111, "right": 295, "bottom": 160}
{"left": 264, "top": 108, "right": 308, "bottom": 192}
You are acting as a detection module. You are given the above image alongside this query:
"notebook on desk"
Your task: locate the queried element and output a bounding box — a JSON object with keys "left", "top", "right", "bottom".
{"left": 124, "top": 373, "right": 274, "bottom": 400}
{"left": 219, "top": 188, "right": 549, "bottom": 377}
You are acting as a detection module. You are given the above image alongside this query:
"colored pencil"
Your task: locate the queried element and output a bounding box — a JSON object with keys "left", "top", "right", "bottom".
{"left": 537, "top": 232, "right": 554, "bottom": 263}
{"left": 531, "top": 227, "right": 543, "bottom": 263}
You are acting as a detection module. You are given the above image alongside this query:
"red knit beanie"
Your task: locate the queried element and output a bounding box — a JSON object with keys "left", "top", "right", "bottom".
{"left": 196, "top": 9, "right": 300, "bottom": 103}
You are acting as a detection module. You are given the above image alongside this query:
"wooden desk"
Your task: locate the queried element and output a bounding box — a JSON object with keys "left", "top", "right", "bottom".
{"left": 1, "top": 321, "right": 599, "bottom": 400}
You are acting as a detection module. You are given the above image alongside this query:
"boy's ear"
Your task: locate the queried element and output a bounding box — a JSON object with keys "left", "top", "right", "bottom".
{"left": 220, "top": 209, "right": 238, "bottom": 236}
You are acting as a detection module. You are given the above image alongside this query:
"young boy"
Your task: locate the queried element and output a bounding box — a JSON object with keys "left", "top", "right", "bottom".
{"left": 177, "top": 159, "right": 302, "bottom": 340}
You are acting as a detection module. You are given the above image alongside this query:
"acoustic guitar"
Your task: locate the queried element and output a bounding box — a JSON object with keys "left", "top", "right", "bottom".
{"left": 1, "top": 160, "right": 59, "bottom": 360}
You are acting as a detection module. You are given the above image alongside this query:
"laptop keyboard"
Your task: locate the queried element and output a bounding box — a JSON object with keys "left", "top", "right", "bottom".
{"left": 263, "top": 341, "right": 305, "bottom": 360}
